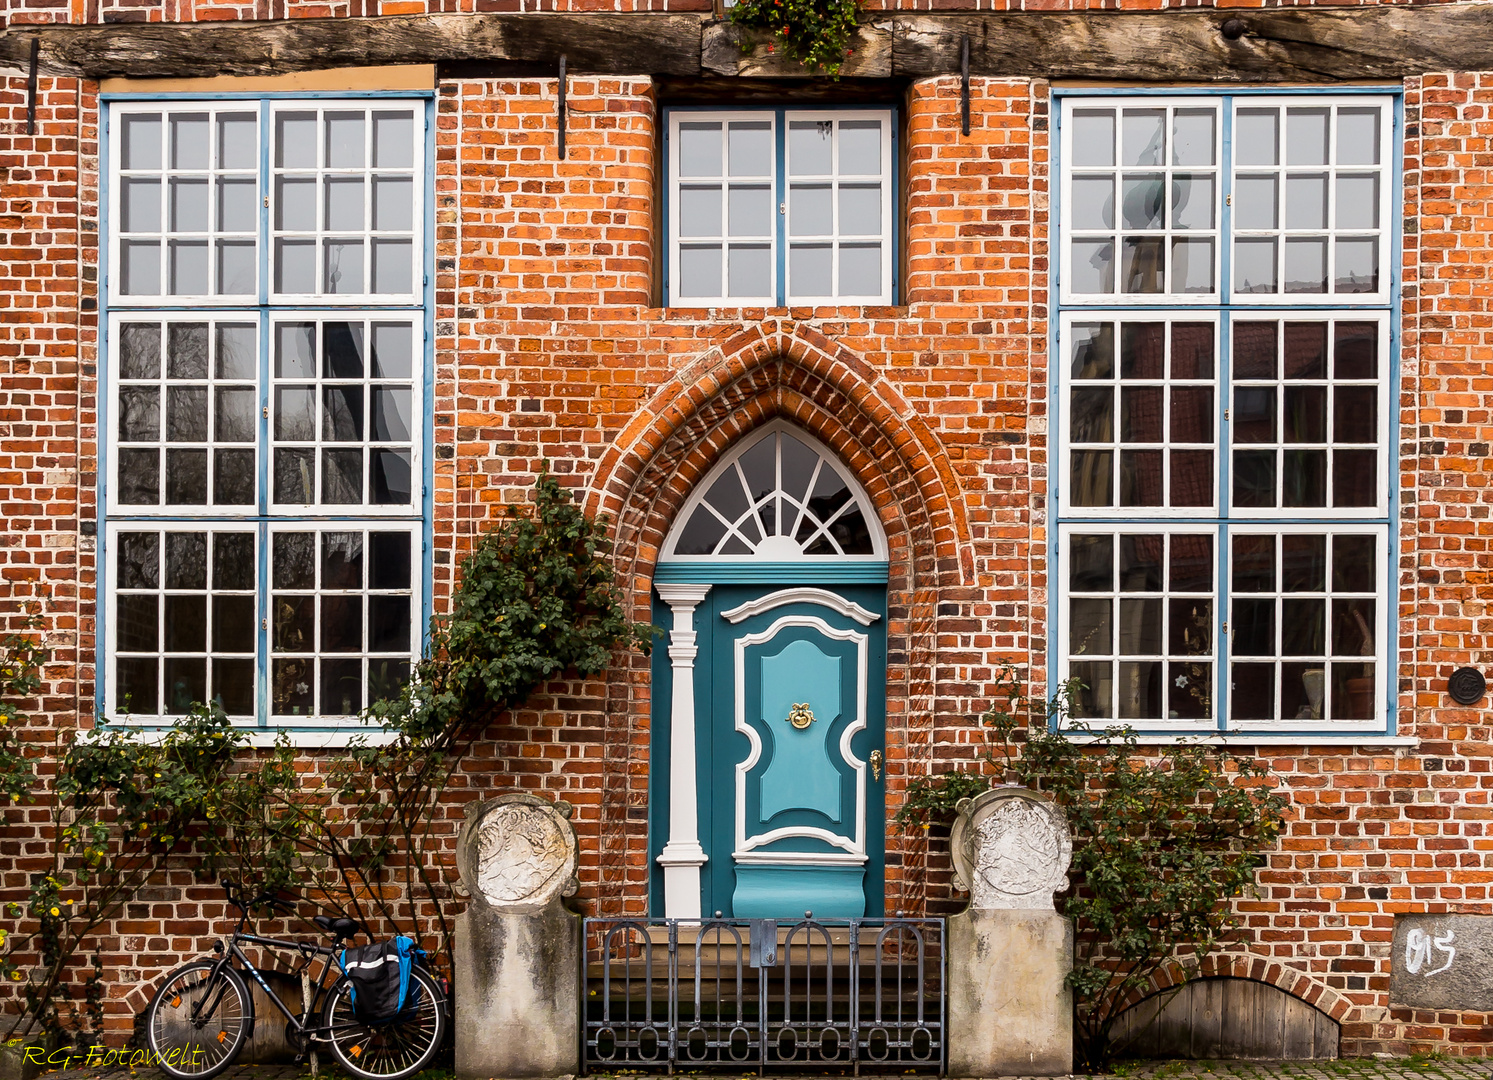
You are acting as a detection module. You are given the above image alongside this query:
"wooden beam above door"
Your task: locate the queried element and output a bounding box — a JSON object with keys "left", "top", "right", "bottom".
{"left": 7, "top": 5, "right": 1493, "bottom": 84}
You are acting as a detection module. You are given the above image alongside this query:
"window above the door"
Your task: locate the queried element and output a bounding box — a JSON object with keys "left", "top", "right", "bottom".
{"left": 665, "top": 108, "right": 896, "bottom": 307}
{"left": 661, "top": 423, "right": 887, "bottom": 563}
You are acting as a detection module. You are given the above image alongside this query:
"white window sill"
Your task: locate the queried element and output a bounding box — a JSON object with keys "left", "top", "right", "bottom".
{"left": 1057, "top": 730, "right": 1417, "bottom": 748}
{"left": 91, "top": 724, "right": 399, "bottom": 749}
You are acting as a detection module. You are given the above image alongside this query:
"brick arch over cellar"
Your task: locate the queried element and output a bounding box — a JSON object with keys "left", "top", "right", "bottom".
{"left": 1125, "top": 952, "right": 1358, "bottom": 1026}
{"left": 583, "top": 323, "right": 968, "bottom": 917}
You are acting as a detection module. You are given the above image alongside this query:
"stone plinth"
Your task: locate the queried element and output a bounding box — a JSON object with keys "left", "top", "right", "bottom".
{"left": 946, "top": 786, "right": 1075, "bottom": 1077}
{"left": 948, "top": 908, "right": 1074, "bottom": 1076}
{"left": 454, "top": 793, "right": 581, "bottom": 1079}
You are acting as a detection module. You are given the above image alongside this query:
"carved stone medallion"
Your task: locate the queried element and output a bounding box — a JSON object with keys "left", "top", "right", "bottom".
{"left": 456, "top": 793, "right": 579, "bottom": 914}
{"left": 950, "top": 787, "right": 1072, "bottom": 911}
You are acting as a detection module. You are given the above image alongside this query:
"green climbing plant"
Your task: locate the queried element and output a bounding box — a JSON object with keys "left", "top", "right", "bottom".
{"left": 728, "top": 0, "right": 861, "bottom": 76}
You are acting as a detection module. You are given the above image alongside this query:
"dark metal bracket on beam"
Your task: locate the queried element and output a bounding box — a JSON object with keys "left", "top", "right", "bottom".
{"left": 26, "top": 37, "right": 39, "bottom": 136}
{"left": 557, "top": 53, "right": 567, "bottom": 160}
{"left": 959, "top": 34, "right": 969, "bottom": 137}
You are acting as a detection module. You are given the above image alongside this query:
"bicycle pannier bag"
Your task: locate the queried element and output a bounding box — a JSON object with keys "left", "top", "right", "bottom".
{"left": 338, "top": 936, "right": 423, "bottom": 1024}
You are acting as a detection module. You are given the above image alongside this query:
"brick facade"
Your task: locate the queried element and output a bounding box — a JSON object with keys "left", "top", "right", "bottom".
{"left": 1, "top": 0, "right": 1492, "bottom": 1058}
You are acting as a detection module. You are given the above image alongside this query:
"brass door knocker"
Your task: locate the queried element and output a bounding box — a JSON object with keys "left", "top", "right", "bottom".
{"left": 786, "top": 703, "right": 815, "bottom": 730}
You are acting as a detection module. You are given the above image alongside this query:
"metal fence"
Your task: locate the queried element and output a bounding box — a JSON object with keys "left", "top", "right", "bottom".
{"left": 582, "top": 915, "right": 945, "bottom": 1074}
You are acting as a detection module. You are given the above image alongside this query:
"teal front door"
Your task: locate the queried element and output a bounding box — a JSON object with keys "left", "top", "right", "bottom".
{"left": 706, "top": 585, "right": 887, "bottom": 918}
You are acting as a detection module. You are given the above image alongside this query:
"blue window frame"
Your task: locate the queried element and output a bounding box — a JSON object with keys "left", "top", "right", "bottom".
{"left": 1052, "top": 89, "right": 1400, "bottom": 735}
{"left": 664, "top": 106, "right": 898, "bottom": 307}
{"left": 100, "top": 92, "right": 435, "bottom": 737}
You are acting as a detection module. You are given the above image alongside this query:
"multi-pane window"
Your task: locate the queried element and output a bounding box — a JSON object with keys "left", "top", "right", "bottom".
{"left": 667, "top": 109, "right": 895, "bottom": 306}
{"left": 104, "top": 95, "right": 428, "bottom": 731}
{"left": 1057, "top": 92, "right": 1396, "bottom": 733}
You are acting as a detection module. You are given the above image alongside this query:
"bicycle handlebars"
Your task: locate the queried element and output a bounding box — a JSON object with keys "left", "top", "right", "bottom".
{"left": 221, "top": 879, "right": 296, "bottom": 915}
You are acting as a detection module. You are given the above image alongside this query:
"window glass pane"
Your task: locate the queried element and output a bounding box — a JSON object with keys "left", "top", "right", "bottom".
{"left": 217, "top": 113, "right": 257, "bottom": 170}
{"left": 1122, "top": 109, "right": 1165, "bottom": 167}
{"left": 678, "top": 247, "right": 722, "bottom": 298}
{"left": 838, "top": 120, "right": 881, "bottom": 175}
{"left": 1071, "top": 110, "right": 1115, "bottom": 168}
{"left": 372, "top": 111, "right": 415, "bottom": 169}
{"left": 122, "top": 114, "right": 163, "bottom": 170}
{"left": 788, "top": 120, "right": 831, "bottom": 175}
{"left": 1172, "top": 109, "right": 1215, "bottom": 166}
{"left": 1286, "top": 108, "right": 1329, "bottom": 166}
{"left": 1070, "top": 177, "right": 1114, "bottom": 231}
{"left": 679, "top": 122, "right": 723, "bottom": 178}
{"left": 728, "top": 244, "right": 771, "bottom": 297}
{"left": 838, "top": 243, "right": 881, "bottom": 297}
{"left": 1337, "top": 108, "right": 1380, "bottom": 166}
{"left": 1070, "top": 241, "right": 1115, "bottom": 294}
{"left": 170, "top": 114, "right": 210, "bottom": 170}
{"left": 728, "top": 122, "right": 772, "bottom": 177}
{"left": 122, "top": 178, "right": 161, "bottom": 233}
{"left": 839, "top": 184, "right": 880, "bottom": 236}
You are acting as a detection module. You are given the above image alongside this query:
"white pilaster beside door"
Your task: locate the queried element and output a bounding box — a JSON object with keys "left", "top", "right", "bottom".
{"left": 654, "top": 583, "right": 712, "bottom": 918}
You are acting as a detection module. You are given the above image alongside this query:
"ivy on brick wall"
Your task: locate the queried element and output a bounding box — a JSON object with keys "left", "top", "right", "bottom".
{"left": 274, "top": 471, "right": 658, "bottom": 963}
{"left": 0, "top": 475, "right": 654, "bottom": 1038}
{"left": 898, "top": 666, "right": 1287, "bottom": 1070}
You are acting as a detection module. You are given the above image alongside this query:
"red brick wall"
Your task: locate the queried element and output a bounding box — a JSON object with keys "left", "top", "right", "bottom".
{"left": 1, "top": 5, "right": 1493, "bottom": 1054}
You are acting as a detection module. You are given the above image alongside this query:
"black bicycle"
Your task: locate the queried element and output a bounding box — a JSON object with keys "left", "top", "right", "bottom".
{"left": 144, "top": 882, "right": 447, "bottom": 1080}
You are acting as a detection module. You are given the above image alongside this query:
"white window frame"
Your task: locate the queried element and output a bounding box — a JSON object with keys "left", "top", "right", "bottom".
{"left": 109, "top": 102, "right": 264, "bottom": 304}
{"left": 266, "top": 311, "right": 423, "bottom": 517}
{"left": 1223, "top": 523, "right": 1388, "bottom": 733}
{"left": 1059, "top": 96, "right": 1223, "bottom": 306}
{"left": 1226, "top": 311, "right": 1392, "bottom": 519}
{"left": 1229, "top": 97, "right": 1394, "bottom": 307}
{"left": 103, "top": 93, "right": 429, "bottom": 734}
{"left": 1055, "top": 90, "right": 1398, "bottom": 735}
{"left": 105, "top": 309, "right": 263, "bottom": 517}
{"left": 666, "top": 107, "right": 895, "bottom": 308}
{"left": 265, "top": 521, "right": 423, "bottom": 726}
{"left": 268, "top": 101, "right": 424, "bottom": 306}
{"left": 108, "top": 99, "right": 425, "bottom": 308}
{"left": 104, "top": 521, "right": 263, "bottom": 727}
{"left": 1056, "top": 312, "right": 1222, "bottom": 519}
{"left": 1056, "top": 523, "right": 1220, "bottom": 731}
{"left": 660, "top": 420, "right": 889, "bottom": 563}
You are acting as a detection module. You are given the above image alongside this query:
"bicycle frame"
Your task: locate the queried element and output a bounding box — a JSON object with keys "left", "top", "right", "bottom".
{"left": 187, "top": 896, "right": 354, "bottom": 1049}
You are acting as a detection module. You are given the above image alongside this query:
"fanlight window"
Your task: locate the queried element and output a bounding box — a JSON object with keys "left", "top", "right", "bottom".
{"left": 666, "top": 428, "right": 881, "bottom": 559}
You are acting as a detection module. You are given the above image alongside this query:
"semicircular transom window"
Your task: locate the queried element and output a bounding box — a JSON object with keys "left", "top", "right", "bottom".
{"left": 663, "top": 426, "right": 885, "bottom": 561}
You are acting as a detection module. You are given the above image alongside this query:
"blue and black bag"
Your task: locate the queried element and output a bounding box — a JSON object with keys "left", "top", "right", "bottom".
{"left": 338, "top": 936, "right": 425, "bottom": 1024}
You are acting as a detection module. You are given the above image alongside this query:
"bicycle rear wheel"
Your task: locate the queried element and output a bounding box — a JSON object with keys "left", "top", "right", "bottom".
{"left": 145, "top": 961, "right": 253, "bottom": 1080}
{"left": 321, "top": 964, "right": 446, "bottom": 1080}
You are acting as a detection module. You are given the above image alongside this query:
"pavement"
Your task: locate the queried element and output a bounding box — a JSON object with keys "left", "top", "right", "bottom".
{"left": 22, "top": 1054, "right": 1493, "bottom": 1080}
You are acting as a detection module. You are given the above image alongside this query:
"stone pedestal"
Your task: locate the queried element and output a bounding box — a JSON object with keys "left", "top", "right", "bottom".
{"left": 453, "top": 792, "right": 582, "bottom": 1080}
{"left": 948, "top": 908, "right": 1074, "bottom": 1076}
{"left": 946, "top": 786, "right": 1075, "bottom": 1077}
{"left": 455, "top": 901, "right": 580, "bottom": 1079}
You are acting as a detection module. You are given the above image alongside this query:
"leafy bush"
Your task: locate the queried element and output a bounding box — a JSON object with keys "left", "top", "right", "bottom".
{"left": 904, "top": 666, "right": 1287, "bottom": 1070}
{"left": 728, "top": 0, "right": 860, "bottom": 76}
{"left": 281, "top": 471, "right": 656, "bottom": 961}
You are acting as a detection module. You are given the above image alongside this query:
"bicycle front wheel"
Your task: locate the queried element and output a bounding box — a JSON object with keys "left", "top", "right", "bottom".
{"left": 322, "top": 964, "right": 447, "bottom": 1080}
{"left": 145, "top": 960, "right": 253, "bottom": 1080}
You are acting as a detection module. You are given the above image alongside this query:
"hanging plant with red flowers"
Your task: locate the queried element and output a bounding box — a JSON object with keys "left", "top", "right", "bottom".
{"left": 728, "top": 0, "right": 860, "bottom": 76}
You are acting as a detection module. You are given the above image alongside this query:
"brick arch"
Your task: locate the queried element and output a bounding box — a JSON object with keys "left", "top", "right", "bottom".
{"left": 585, "top": 321, "right": 974, "bottom": 590}
{"left": 1124, "top": 952, "right": 1358, "bottom": 1025}
{"left": 584, "top": 324, "right": 964, "bottom": 917}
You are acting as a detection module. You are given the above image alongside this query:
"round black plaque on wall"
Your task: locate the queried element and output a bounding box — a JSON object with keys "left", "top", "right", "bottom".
{"left": 1448, "top": 667, "right": 1488, "bottom": 706}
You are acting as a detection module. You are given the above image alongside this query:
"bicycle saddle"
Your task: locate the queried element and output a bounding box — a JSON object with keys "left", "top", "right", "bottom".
{"left": 313, "top": 915, "right": 360, "bottom": 940}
